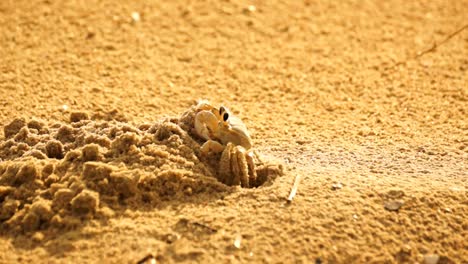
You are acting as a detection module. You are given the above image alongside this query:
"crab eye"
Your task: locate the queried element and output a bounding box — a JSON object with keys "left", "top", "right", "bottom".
{"left": 223, "top": 112, "right": 229, "bottom": 121}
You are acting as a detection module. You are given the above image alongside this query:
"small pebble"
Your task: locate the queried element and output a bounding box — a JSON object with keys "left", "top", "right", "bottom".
{"left": 331, "top": 182, "right": 343, "bottom": 190}
{"left": 423, "top": 254, "right": 440, "bottom": 264}
{"left": 384, "top": 200, "right": 404, "bottom": 211}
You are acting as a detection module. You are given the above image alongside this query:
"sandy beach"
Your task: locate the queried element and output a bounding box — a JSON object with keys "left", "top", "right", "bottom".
{"left": 1, "top": 0, "right": 467, "bottom": 263}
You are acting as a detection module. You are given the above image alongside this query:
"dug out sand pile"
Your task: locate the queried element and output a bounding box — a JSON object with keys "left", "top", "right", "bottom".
{"left": 0, "top": 104, "right": 283, "bottom": 237}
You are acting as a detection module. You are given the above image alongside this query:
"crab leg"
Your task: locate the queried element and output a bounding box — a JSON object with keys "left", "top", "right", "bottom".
{"left": 200, "top": 140, "right": 225, "bottom": 155}
{"left": 236, "top": 147, "right": 250, "bottom": 188}
{"left": 230, "top": 145, "right": 241, "bottom": 186}
{"left": 218, "top": 143, "right": 233, "bottom": 185}
{"left": 246, "top": 151, "right": 257, "bottom": 187}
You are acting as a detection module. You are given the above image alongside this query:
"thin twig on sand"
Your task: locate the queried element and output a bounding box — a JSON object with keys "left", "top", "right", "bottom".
{"left": 386, "top": 23, "right": 468, "bottom": 70}
{"left": 287, "top": 174, "right": 302, "bottom": 203}
{"left": 136, "top": 254, "right": 156, "bottom": 264}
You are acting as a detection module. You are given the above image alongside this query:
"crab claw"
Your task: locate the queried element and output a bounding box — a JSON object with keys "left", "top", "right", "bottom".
{"left": 194, "top": 110, "right": 219, "bottom": 141}
{"left": 195, "top": 99, "right": 217, "bottom": 112}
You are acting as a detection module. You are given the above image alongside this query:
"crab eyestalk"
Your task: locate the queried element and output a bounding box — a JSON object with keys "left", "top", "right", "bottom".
{"left": 219, "top": 106, "right": 229, "bottom": 122}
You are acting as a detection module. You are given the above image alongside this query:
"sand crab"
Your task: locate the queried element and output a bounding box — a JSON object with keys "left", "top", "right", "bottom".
{"left": 193, "top": 100, "right": 260, "bottom": 187}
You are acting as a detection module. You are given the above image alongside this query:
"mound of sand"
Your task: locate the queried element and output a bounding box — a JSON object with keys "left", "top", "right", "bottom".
{"left": 0, "top": 104, "right": 283, "bottom": 236}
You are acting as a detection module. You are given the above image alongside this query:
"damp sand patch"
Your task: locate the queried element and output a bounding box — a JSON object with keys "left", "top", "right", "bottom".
{"left": 0, "top": 104, "right": 283, "bottom": 235}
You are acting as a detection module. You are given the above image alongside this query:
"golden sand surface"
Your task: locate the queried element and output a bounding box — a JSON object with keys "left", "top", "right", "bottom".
{"left": 0, "top": 0, "right": 467, "bottom": 263}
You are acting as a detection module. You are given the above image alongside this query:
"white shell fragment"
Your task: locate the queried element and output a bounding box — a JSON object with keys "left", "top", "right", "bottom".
{"left": 131, "top": 12, "right": 140, "bottom": 22}
{"left": 234, "top": 234, "right": 242, "bottom": 249}
{"left": 247, "top": 5, "right": 256, "bottom": 12}
{"left": 331, "top": 182, "right": 343, "bottom": 190}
